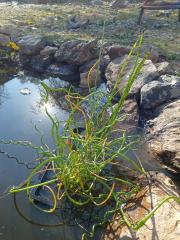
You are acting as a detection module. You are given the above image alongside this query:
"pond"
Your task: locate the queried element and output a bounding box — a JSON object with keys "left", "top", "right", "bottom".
{"left": 0, "top": 69, "right": 161, "bottom": 240}
{"left": 0, "top": 71, "right": 84, "bottom": 240}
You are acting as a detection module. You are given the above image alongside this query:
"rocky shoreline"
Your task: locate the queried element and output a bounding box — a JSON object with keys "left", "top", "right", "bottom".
{"left": 1, "top": 32, "right": 179, "bottom": 174}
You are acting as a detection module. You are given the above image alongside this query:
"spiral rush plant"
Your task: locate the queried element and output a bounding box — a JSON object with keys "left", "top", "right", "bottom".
{"left": 1, "top": 35, "right": 179, "bottom": 239}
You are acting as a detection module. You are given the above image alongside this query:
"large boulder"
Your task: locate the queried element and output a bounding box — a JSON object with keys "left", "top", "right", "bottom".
{"left": 141, "top": 75, "right": 180, "bottom": 109}
{"left": 17, "top": 35, "right": 46, "bottom": 56}
{"left": 54, "top": 39, "right": 98, "bottom": 65}
{"left": 106, "top": 55, "right": 159, "bottom": 97}
{"left": 146, "top": 100, "right": 180, "bottom": 173}
{"left": 103, "top": 172, "right": 180, "bottom": 240}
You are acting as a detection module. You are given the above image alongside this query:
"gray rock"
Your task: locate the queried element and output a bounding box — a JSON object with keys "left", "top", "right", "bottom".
{"left": 108, "top": 45, "right": 130, "bottom": 60}
{"left": 79, "top": 58, "right": 101, "bottom": 88}
{"left": 146, "top": 100, "right": 180, "bottom": 172}
{"left": 112, "top": 98, "right": 139, "bottom": 134}
{"left": 79, "top": 59, "right": 98, "bottom": 73}
{"left": 99, "top": 55, "right": 111, "bottom": 80}
{"left": 155, "top": 61, "right": 178, "bottom": 75}
{"left": 141, "top": 75, "right": 180, "bottom": 109}
{"left": 0, "top": 33, "right": 10, "bottom": 47}
{"left": 17, "top": 35, "right": 46, "bottom": 56}
{"left": 103, "top": 172, "right": 180, "bottom": 240}
{"left": 80, "top": 69, "right": 101, "bottom": 88}
{"left": 54, "top": 39, "right": 98, "bottom": 65}
{"left": 149, "top": 46, "right": 159, "bottom": 63}
{"left": 46, "top": 64, "right": 80, "bottom": 83}
{"left": 79, "top": 56, "right": 110, "bottom": 81}
{"left": 40, "top": 46, "right": 58, "bottom": 56}
{"left": 155, "top": 61, "right": 172, "bottom": 75}
{"left": 106, "top": 55, "right": 159, "bottom": 97}
{"left": 30, "top": 55, "right": 52, "bottom": 73}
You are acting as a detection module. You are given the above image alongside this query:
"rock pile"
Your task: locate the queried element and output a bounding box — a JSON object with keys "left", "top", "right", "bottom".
{"left": 0, "top": 32, "right": 179, "bottom": 175}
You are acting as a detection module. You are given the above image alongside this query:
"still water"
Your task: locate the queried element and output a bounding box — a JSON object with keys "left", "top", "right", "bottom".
{"left": 0, "top": 70, "right": 161, "bottom": 240}
{"left": 0, "top": 72, "right": 83, "bottom": 240}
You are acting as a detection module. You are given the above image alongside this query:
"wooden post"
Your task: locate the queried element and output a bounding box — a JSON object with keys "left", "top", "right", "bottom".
{"left": 137, "top": 7, "right": 144, "bottom": 25}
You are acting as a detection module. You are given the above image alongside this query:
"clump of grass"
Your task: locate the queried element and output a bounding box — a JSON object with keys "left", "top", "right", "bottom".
{"left": 2, "top": 35, "right": 180, "bottom": 239}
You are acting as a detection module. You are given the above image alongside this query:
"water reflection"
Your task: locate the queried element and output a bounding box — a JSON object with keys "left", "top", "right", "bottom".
{"left": 0, "top": 85, "right": 9, "bottom": 106}
{"left": 0, "top": 73, "right": 84, "bottom": 240}
{"left": 0, "top": 67, "right": 18, "bottom": 107}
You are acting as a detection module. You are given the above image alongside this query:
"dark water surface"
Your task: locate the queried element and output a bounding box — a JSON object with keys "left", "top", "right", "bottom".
{"left": 0, "top": 73, "right": 82, "bottom": 240}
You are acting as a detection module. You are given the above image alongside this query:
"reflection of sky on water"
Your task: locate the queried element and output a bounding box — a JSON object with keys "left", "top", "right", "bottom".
{"left": 0, "top": 76, "right": 69, "bottom": 143}
{"left": 0, "top": 75, "right": 84, "bottom": 240}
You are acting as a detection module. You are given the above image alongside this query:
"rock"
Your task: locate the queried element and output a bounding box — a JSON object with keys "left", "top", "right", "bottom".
{"left": 103, "top": 172, "right": 180, "bottom": 240}
{"left": 80, "top": 69, "right": 101, "bottom": 88}
{"left": 149, "top": 47, "right": 159, "bottom": 63}
{"left": 141, "top": 75, "right": 180, "bottom": 109}
{"left": 155, "top": 61, "right": 180, "bottom": 75}
{"left": 100, "top": 55, "right": 111, "bottom": 80}
{"left": 106, "top": 55, "right": 159, "bottom": 97}
{"left": 112, "top": 98, "right": 139, "bottom": 133}
{"left": 108, "top": 45, "right": 130, "bottom": 60}
{"left": 40, "top": 46, "right": 58, "bottom": 56}
{"left": 80, "top": 56, "right": 111, "bottom": 81}
{"left": 111, "top": 0, "right": 129, "bottom": 9}
{"left": 54, "top": 39, "right": 98, "bottom": 65}
{"left": 30, "top": 55, "right": 52, "bottom": 73}
{"left": 146, "top": 100, "right": 180, "bottom": 173}
{"left": 46, "top": 64, "right": 80, "bottom": 83}
{"left": 67, "top": 16, "right": 89, "bottom": 30}
{"left": 17, "top": 35, "right": 46, "bottom": 56}
{"left": 79, "top": 59, "right": 98, "bottom": 73}
{"left": 155, "top": 61, "right": 172, "bottom": 75}
{"left": 0, "top": 33, "right": 10, "bottom": 47}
